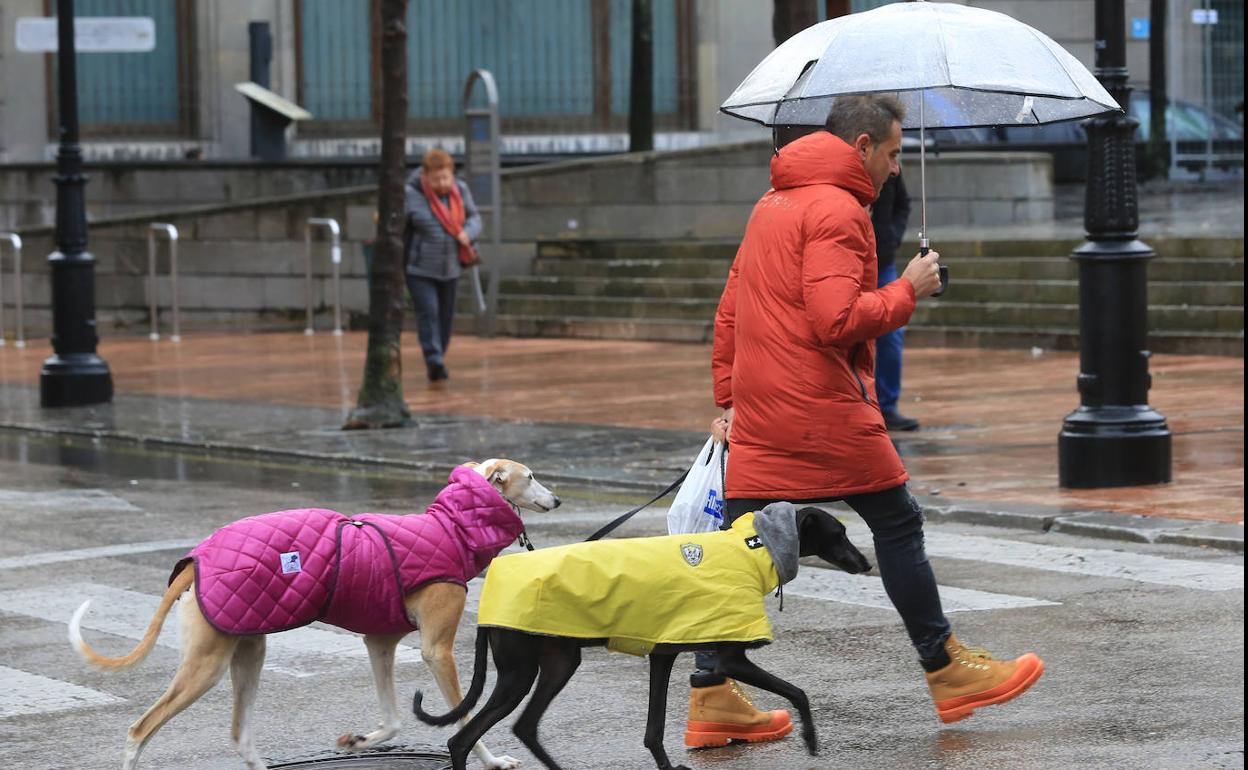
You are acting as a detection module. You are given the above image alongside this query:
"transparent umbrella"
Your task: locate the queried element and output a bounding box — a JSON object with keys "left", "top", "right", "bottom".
{"left": 721, "top": 0, "right": 1119, "bottom": 263}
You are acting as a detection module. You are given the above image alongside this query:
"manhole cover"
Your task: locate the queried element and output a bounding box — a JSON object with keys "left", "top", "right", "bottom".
{"left": 268, "top": 745, "right": 450, "bottom": 769}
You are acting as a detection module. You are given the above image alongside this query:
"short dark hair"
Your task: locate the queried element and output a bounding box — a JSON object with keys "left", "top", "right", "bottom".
{"left": 824, "top": 94, "right": 906, "bottom": 145}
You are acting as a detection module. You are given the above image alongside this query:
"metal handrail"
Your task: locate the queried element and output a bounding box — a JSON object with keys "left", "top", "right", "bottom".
{"left": 0, "top": 233, "right": 25, "bottom": 348}
{"left": 147, "top": 223, "right": 180, "bottom": 341}
{"left": 304, "top": 218, "right": 343, "bottom": 336}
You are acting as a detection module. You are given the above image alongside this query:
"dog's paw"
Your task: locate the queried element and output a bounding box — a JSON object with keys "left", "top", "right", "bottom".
{"left": 337, "top": 733, "right": 365, "bottom": 749}
{"left": 802, "top": 727, "right": 819, "bottom": 756}
{"left": 484, "top": 756, "right": 521, "bottom": 770}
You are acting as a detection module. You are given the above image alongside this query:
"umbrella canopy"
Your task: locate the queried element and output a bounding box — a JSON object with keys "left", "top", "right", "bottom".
{"left": 721, "top": 1, "right": 1119, "bottom": 130}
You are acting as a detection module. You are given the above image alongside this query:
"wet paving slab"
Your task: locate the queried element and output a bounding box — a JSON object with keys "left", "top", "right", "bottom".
{"left": 0, "top": 334, "right": 1242, "bottom": 532}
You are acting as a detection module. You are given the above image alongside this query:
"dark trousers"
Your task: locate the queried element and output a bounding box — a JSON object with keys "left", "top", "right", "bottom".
{"left": 875, "top": 262, "right": 904, "bottom": 413}
{"left": 405, "top": 274, "right": 458, "bottom": 368}
{"left": 693, "top": 484, "right": 951, "bottom": 676}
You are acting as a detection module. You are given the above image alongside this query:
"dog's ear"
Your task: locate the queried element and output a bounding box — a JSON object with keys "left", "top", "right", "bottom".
{"left": 463, "top": 461, "right": 480, "bottom": 469}
{"left": 795, "top": 507, "right": 840, "bottom": 557}
{"left": 488, "top": 463, "right": 510, "bottom": 488}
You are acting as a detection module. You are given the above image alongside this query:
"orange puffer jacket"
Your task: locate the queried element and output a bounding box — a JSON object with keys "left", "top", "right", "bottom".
{"left": 712, "top": 131, "right": 915, "bottom": 500}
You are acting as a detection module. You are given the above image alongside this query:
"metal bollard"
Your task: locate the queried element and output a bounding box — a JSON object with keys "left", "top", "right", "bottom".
{"left": 0, "top": 232, "right": 25, "bottom": 348}
{"left": 304, "top": 218, "right": 343, "bottom": 336}
{"left": 147, "top": 223, "right": 181, "bottom": 342}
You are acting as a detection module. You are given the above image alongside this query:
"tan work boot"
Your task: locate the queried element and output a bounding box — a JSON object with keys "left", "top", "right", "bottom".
{"left": 925, "top": 634, "right": 1045, "bottom": 724}
{"left": 685, "top": 679, "right": 792, "bottom": 748}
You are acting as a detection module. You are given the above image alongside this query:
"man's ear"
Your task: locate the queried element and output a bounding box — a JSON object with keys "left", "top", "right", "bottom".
{"left": 853, "top": 132, "right": 872, "bottom": 157}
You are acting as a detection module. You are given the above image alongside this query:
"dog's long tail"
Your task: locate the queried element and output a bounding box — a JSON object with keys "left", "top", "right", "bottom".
{"left": 68, "top": 565, "right": 195, "bottom": 669}
{"left": 413, "top": 626, "right": 489, "bottom": 726}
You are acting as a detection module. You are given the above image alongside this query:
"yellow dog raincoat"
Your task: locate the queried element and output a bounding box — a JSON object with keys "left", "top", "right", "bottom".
{"left": 478, "top": 510, "right": 795, "bottom": 656}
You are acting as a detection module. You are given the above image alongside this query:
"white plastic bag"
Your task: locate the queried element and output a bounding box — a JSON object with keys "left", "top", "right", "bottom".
{"left": 667, "top": 436, "right": 727, "bottom": 535}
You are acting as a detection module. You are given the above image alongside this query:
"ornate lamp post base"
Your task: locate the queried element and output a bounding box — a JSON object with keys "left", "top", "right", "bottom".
{"left": 41, "top": 353, "right": 113, "bottom": 407}
{"left": 1059, "top": 406, "right": 1172, "bottom": 488}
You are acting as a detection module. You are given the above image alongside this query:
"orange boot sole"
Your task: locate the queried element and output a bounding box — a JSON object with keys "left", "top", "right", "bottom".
{"left": 685, "top": 710, "right": 793, "bottom": 748}
{"left": 935, "top": 653, "right": 1045, "bottom": 724}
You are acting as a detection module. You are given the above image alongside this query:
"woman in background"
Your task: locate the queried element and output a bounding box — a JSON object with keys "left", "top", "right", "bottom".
{"left": 404, "top": 148, "right": 481, "bottom": 381}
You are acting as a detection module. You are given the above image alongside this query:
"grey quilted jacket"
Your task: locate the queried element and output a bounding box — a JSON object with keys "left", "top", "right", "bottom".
{"left": 404, "top": 171, "right": 482, "bottom": 281}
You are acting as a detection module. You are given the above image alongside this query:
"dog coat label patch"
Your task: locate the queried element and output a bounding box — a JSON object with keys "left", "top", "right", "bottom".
{"left": 744, "top": 535, "right": 764, "bottom": 550}
{"left": 280, "top": 551, "right": 302, "bottom": 574}
{"left": 680, "top": 543, "right": 703, "bottom": 567}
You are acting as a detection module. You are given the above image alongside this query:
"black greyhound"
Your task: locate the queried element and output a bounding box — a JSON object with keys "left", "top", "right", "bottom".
{"left": 413, "top": 506, "right": 872, "bottom": 770}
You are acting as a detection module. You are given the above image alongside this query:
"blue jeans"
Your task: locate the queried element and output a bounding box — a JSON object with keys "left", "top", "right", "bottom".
{"left": 694, "top": 485, "right": 952, "bottom": 675}
{"left": 405, "top": 274, "right": 458, "bottom": 367}
{"left": 875, "top": 262, "right": 904, "bottom": 414}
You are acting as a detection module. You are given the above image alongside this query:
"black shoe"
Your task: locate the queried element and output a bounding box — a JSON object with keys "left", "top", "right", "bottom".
{"left": 427, "top": 362, "right": 449, "bottom": 382}
{"left": 883, "top": 410, "right": 920, "bottom": 431}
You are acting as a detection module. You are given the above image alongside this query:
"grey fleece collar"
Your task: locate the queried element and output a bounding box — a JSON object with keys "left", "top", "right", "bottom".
{"left": 751, "top": 502, "right": 800, "bottom": 585}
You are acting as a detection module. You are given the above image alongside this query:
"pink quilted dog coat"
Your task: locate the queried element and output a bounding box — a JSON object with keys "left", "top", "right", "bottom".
{"left": 173, "top": 466, "right": 523, "bottom": 636}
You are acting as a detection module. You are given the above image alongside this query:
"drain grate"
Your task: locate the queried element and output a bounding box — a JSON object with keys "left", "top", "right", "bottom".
{"left": 268, "top": 744, "right": 451, "bottom": 769}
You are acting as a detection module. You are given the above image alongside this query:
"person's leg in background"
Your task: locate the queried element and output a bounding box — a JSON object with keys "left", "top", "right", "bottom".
{"left": 434, "top": 277, "right": 458, "bottom": 373}
{"left": 875, "top": 262, "right": 918, "bottom": 431}
{"left": 406, "top": 273, "right": 448, "bottom": 381}
{"left": 841, "top": 485, "right": 1044, "bottom": 723}
{"left": 685, "top": 497, "right": 792, "bottom": 749}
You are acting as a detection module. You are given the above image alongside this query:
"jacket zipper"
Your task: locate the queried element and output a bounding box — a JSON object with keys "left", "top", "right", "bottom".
{"left": 850, "top": 344, "right": 873, "bottom": 404}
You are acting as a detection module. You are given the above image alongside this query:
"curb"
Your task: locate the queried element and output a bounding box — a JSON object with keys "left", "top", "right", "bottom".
{"left": 1, "top": 421, "right": 1242, "bottom": 554}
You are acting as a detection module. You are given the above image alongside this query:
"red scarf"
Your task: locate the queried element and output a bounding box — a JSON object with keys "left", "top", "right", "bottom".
{"left": 420, "top": 174, "right": 478, "bottom": 267}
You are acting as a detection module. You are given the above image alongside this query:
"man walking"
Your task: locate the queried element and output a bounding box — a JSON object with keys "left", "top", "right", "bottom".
{"left": 872, "top": 172, "right": 920, "bottom": 431}
{"left": 688, "top": 95, "right": 1044, "bottom": 744}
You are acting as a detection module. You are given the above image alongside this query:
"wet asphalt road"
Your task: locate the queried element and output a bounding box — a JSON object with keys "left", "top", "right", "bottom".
{"left": 0, "top": 431, "right": 1243, "bottom": 770}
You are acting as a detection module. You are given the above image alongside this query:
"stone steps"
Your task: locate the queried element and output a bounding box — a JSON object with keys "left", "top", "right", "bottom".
{"left": 462, "top": 237, "right": 1245, "bottom": 356}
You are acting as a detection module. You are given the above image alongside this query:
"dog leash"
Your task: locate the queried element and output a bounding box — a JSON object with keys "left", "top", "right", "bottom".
{"left": 583, "top": 468, "right": 689, "bottom": 542}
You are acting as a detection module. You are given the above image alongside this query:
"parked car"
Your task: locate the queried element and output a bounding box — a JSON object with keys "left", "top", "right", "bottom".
{"left": 926, "top": 91, "right": 1244, "bottom": 181}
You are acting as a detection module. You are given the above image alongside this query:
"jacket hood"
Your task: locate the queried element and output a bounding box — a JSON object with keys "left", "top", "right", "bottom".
{"left": 752, "top": 502, "right": 800, "bottom": 585}
{"left": 769, "top": 131, "right": 877, "bottom": 206}
{"left": 434, "top": 466, "right": 525, "bottom": 575}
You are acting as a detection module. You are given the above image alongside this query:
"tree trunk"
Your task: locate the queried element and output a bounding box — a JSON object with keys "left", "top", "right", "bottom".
{"left": 628, "top": 0, "right": 654, "bottom": 153}
{"left": 773, "top": 0, "right": 818, "bottom": 46}
{"left": 1146, "top": 0, "right": 1169, "bottom": 180}
{"left": 343, "top": 0, "right": 411, "bottom": 430}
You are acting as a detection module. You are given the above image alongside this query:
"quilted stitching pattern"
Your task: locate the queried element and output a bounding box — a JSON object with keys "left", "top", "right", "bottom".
{"left": 187, "top": 467, "right": 523, "bottom": 636}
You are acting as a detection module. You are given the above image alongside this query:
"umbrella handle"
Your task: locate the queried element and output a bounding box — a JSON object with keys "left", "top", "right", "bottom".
{"left": 920, "top": 238, "right": 949, "bottom": 297}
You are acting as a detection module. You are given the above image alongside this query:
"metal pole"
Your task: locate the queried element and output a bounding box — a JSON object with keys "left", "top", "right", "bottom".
{"left": 146, "top": 224, "right": 179, "bottom": 342}
{"left": 169, "top": 230, "right": 180, "bottom": 341}
{"left": 147, "top": 228, "right": 159, "bottom": 340}
{"left": 40, "top": 0, "right": 113, "bottom": 407}
{"left": 305, "top": 218, "right": 341, "bottom": 335}
{"left": 0, "top": 233, "right": 19, "bottom": 348}
{"left": 1058, "top": 0, "right": 1171, "bottom": 488}
{"left": 303, "top": 225, "right": 314, "bottom": 335}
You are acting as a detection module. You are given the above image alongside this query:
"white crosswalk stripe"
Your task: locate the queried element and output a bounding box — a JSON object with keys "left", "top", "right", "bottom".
{"left": 0, "top": 488, "right": 141, "bottom": 512}
{"left": 784, "top": 568, "right": 1059, "bottom": 612}
{"left": 0, "top": 664, "right": 122, "bottom": 719}
{"left": 0, "top": 584, "right": 422, "bottom": 679}
{"left": 0, "top": 540, "right": 199, "bottom": 571}
{"left": 839, "top": 522, "right": 1243, "bottom": 592}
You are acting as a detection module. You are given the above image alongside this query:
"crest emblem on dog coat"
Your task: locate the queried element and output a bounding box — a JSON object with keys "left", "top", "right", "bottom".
{"left": 479, "top": 512, "right": 789, "bottom": 656}
{"left": 175, "top": 466, "right": 523, "bottom": 636}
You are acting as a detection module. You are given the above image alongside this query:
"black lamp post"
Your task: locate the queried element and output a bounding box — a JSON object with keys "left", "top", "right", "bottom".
{"left": 40, "top": 0, "right": 113, "bottom": 408}
{"left": 1057, "top": 0, "right": 1170, "bottom": 487}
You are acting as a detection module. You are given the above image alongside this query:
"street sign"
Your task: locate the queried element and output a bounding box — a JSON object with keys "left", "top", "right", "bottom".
{"left": 1130, "top": 17, "right": 1150, "bottom": 39}
{"left": 15, "top": 16, "right": 156, "bottom": 53}
{"left": 1190, "top": 8, "right": 1219, "bottom": 25}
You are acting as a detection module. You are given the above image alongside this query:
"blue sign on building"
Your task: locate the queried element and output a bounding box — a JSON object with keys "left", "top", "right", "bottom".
{"left": 1131, "top": 17, "right": 1150, "bottom": 39}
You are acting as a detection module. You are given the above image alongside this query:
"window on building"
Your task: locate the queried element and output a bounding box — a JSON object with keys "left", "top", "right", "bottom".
{"left": 295, "top": 0, "right": 696, "bottom": 135}
{"left": 48, "top": 0, "right": 197, "bottom": 138}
